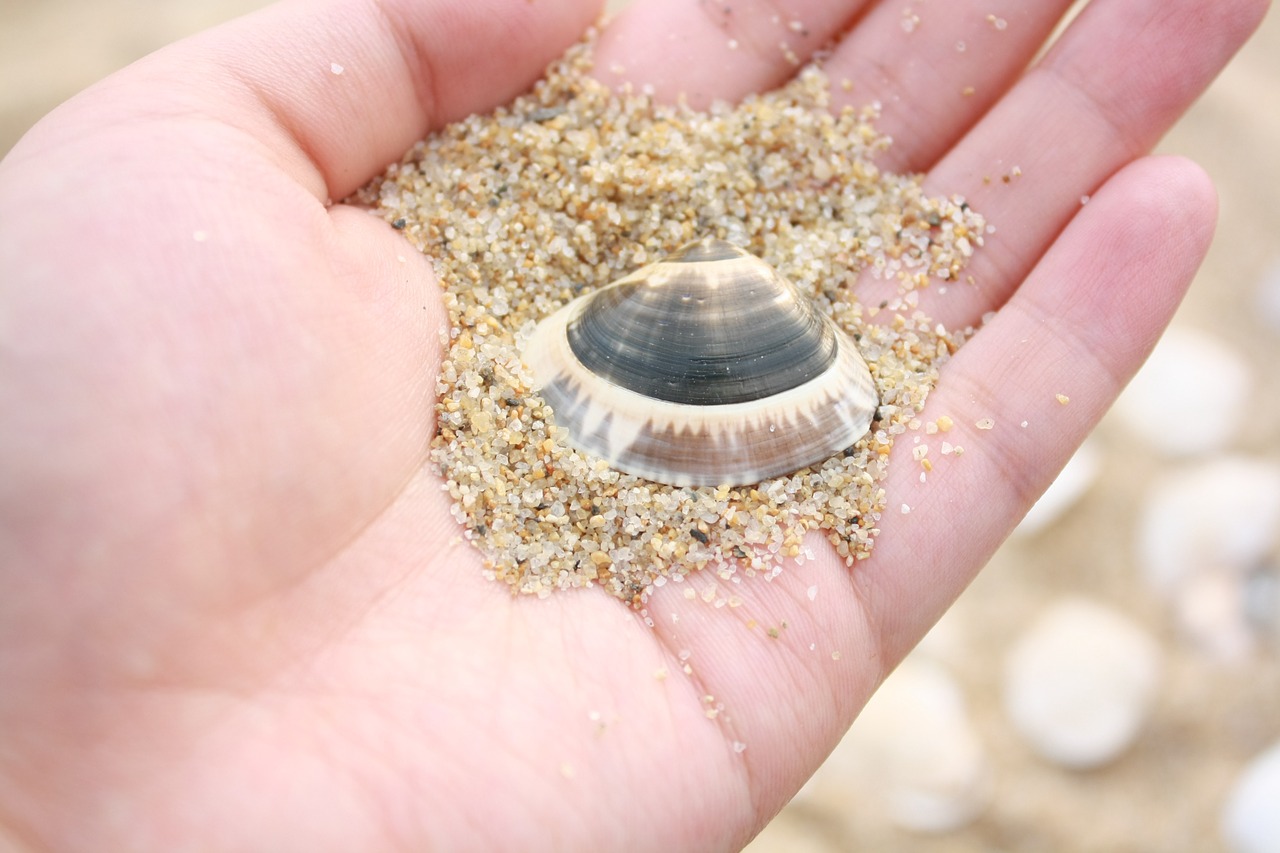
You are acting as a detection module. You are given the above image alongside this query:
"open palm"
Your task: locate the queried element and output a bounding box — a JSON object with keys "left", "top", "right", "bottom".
{"left": 0, "top": 0, "right": 1266, "bottom": 849}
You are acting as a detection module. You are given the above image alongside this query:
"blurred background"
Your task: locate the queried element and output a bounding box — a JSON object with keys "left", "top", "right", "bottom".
{"left": 4, "top": 1, "right": 1277, "bottom": 850}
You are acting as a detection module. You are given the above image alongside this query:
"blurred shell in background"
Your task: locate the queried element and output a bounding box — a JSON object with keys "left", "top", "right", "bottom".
{"left": 1110, "top": 326, "right": 1253, "bottom": 457}
{"left": 1002, "top": 598, "right": 1162, "bottom": 769}
{"left": 1137, "top": 456, "right": 1280, "bottom": 659}
{"left": 795, "top": 656, "right": 990, "bottom": 834}
{"left": 1254, "top": 257, "right": 1280, "bottom": 335}
{"left": 1013, "top": 440, "right": 1102, "bottom": 537}
{"left": 1222, "top": 739, "right": 1280, "bottom": 853}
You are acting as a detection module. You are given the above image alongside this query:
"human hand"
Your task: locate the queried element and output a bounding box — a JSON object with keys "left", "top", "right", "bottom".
{"left": 0, "top": 0, "right": 1266, "bottom": 849}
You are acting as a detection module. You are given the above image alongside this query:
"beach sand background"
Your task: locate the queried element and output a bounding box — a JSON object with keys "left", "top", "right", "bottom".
{"left": 3, "top": 1, "right": 1278, "bottom": 850}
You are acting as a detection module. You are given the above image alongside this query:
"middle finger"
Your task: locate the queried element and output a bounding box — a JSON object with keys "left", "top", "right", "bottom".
{"left": 822, "top": 0, "right": 1078, "bottom": 173}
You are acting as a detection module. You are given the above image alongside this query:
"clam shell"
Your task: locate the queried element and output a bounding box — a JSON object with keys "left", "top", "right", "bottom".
{"left": 522, "top": 238, "right": 878, "bottom": 487}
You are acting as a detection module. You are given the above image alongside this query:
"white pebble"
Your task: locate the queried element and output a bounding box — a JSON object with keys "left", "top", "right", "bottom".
{"left": 1223, "top": 740, "right": 1280, "bottom": 853}
{"left": 1013, "top": 440, "right": 1100, "bottom": 536}
{"left": 1003, "top": 598, "right": 1161, "bottom": 769}
{"left": 1111, "top": 326, "right": 1252, "bottom": 456}
{"left": 798, "top": 657, "right": 989, "bottom": 833}
{"left": 1136, "top": 457, "right": 1280, "bottom": 657}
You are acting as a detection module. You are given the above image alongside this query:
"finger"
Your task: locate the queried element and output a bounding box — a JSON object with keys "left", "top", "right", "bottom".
{"left": 641, "top": 536, "right": 882, "bottom": 832}
{"left": 864, "top": 155, "right": 1217, "bottom": 664}
{"left": 592, "top": 0, "right": 872, "bottom": 108}
{"left": 12, "top": 0, "right": 603, "bottom": 201}
{"left": 823, "top": 0, "right": 1077, "bottom": 173}
{"left": 873, "top": 0, "right": 1266, "bottom": 330}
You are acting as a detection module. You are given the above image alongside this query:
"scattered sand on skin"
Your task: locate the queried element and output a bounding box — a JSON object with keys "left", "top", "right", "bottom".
{"left": 358, "top": 34, "right": 986, "bottom": 613}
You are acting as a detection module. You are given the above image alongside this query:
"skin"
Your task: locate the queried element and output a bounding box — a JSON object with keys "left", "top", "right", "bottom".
{"left": 0, "top": 0, "right": 1269, "bottom": 849}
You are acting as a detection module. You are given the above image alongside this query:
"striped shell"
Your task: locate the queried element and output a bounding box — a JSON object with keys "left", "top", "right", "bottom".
{"left": 521, "top": 238, "right": 878, "bottom": 487}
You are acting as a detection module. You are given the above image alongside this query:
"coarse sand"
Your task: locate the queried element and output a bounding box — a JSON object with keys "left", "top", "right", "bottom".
{"left": 358, "top": 34, "right": 987, "bottom": 611}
